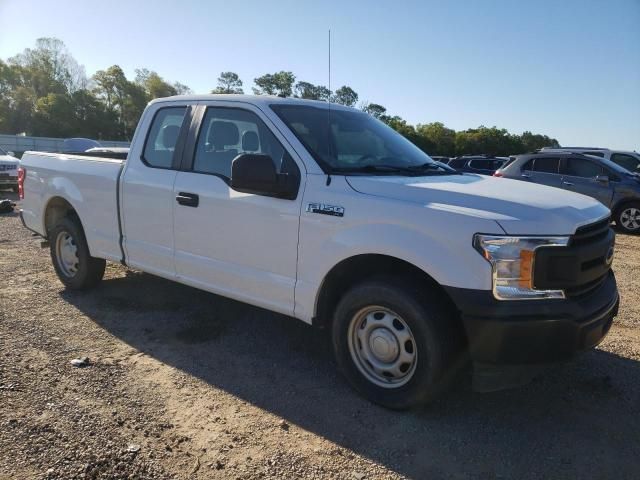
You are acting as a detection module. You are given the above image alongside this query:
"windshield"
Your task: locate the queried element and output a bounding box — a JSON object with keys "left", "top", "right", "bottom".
{"left": 271, "top": 104, "right": 451, "bottom": 175}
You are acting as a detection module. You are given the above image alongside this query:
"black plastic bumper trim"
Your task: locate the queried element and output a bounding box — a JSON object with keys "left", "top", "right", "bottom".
{"left": 445, "top": 271, "right": 619, "bottom": 365}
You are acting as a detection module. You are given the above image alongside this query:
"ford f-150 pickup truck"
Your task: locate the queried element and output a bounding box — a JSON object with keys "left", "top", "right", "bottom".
{"left": 19, "top": 95, "right": 619, "bottom": 409}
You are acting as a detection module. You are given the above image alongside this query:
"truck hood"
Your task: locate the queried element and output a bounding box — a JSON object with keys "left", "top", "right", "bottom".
{"left": 345, "top": 174, "right": 610, "bottom": 235}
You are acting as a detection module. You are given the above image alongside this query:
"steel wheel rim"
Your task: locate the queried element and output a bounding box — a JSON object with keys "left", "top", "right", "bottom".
{"left": 347, "top": 306, "right": 418, "bottom": 388}
{"left": 55, "top": 231, "right": 79, "bottom": 277}
{"left": 620, "top": 208, "right": 640, "bottom": 231}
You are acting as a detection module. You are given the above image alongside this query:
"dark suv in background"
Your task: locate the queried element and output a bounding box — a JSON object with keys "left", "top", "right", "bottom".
{"left": 448, "top": 155, "right": 508, "bottom": 175}
{"left": 496, "top": 152, "right": 640, "bottom": 233}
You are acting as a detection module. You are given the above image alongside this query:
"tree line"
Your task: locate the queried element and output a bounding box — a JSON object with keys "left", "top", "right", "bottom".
{"left": 0, "top": 38, "right": 559, "bottom": 156}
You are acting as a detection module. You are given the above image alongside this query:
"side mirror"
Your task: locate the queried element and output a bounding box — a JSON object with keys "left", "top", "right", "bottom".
{"left": 231, "top": 153, "right": 297, "bottom": 199}
{"left": 595, "top": 175, "right": 609, "bottom": 184}
{"left": 7, "top": 151, "right": 15, "bottom": 157}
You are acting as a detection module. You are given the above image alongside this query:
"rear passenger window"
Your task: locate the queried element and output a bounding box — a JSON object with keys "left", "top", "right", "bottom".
{"left": 193, "top": 107, "right": 294, "bottom": 180}
{"left": 142, "top": 107, "right": 187, "bottom": 168}
{"left": 533, "top": 157, "right": 560, "bottom": 174}
{"left": 564, "top": 158, "right": 602, "bottom": 178}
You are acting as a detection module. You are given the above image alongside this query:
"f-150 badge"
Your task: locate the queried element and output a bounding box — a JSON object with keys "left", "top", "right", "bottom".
{"left": 306, "top": 203, "right": 345, "bottom": 217}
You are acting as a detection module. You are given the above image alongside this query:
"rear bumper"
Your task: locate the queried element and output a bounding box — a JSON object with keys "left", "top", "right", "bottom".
{"left": 445, "top": 271, "right": 618, "bottom": 388}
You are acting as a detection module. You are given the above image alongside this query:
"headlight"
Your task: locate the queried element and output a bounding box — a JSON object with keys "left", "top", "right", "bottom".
{"left": 474, "top": 234, "right": 569, "bottom": 300}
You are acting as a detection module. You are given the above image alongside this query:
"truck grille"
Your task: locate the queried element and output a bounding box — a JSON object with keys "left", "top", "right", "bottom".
{"left": 534, "top": 217, "right": 614, "bottom": 298}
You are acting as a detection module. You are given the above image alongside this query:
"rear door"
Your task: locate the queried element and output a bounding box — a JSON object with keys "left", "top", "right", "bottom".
{"left": 120, "top": 103, "right": 191, "bottom": 277}
{"left": 171, "top": 101, "right": 305, "bottom": 316}
{"left": 560, "top": 157, "right": 614, "bottom": 206}
{"left": 521, "top": 156, "right": 563, "bottom": 188}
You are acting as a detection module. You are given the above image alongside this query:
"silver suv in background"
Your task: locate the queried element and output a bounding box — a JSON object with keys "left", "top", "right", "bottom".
{"left": 540, "top": 148, "right": 640, "bottom": 173}
{"left": 495, "top": 152, "right": 640, "bottom": 233}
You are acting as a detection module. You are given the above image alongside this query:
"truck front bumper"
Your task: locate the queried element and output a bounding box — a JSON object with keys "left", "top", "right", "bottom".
{"left": 445, "top": 271, "right": 619, "bottom": 391}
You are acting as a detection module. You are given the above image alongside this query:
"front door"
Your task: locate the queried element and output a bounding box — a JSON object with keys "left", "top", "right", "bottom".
{"left": 560, "top": 157, "right": 614, "bottom": 206}
{"left": 172, "top": 103, "right": 304, "bottom": 316}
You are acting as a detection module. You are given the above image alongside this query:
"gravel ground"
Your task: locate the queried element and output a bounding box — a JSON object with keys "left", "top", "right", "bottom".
{"left": 1, "top": 188, "right": 639, "bottom": 479}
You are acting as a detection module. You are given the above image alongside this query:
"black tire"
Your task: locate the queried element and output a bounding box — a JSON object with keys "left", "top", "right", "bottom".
{"left": 615, "top": 202, "right": 640, "bottom": 234}
{"left": 331, "top": 277, "right": 462, "bottom": 410}
{"left": 49, "top": 216, "right": 106, "bottom": 290}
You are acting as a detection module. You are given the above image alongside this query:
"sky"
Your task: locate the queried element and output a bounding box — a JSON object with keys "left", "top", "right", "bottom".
{"left": 0, "top": 0, "right": 638, "bottom": 150}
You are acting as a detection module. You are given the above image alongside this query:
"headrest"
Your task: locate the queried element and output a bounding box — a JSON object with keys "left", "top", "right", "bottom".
{"left": 208, "top": 121, "right": 239, "bottom": 148}
{"left": 161, "top": 124, "right": 180, "bottom": 149}
{"left": 242, "top": 131, "right": 259, "bottom": 152}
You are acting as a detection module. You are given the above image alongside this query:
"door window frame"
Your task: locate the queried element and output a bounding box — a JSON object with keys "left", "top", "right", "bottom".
{"left": 180, "top": 103, "right": 302, "bottom": 193}
{"left": 140, "top": 105, "right": 193, "bottom": 170}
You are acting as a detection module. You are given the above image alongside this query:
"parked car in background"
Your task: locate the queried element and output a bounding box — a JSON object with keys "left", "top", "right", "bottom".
{"left": 0, "top": 147, "right": 19, "bottom": 192}
{"left": 496, "top": 151, "right": 640, "bottom": 233}
{"left": 540, "top": 147, "right": 640, "bottom": 173}
{"left": 448, "top": 155, "right": 508, "bottom": 175}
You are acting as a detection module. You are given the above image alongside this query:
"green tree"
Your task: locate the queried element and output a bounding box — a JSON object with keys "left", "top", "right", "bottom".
{"left": 212, "top": 71, "right": 244, "bottom": 94}
{"left": 416, "top": 122, "right": 456, "bottom": 156}
{"left": 332, "top": 86, "right": 358, "bottom": 107}
{"left": 173, "top": 82, "right": 192, "bottom": 95}
{"left": 93, "top": 65, "right": 146, "bottom": 139}
{"left": 135, "top": 68, "right": 177, "bottom": 99}
{"left": 361, "top": 102, "right": 387, "bottom": 119}
{"left": 294, "top": 81, "right": 331, "bottom": 100}
{"left": 454, "top": 126, "right": 523, "bottom": 156}
{"left": 520, "top": 131, "right": 560, "bottom": 151}
{"left": 253, "top": 71, "right": 296, "bottom": 97}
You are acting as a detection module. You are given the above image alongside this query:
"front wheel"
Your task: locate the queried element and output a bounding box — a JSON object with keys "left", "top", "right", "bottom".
{"left": 332, "top": 278, "right": 461, "bottom": 409}
{"left": 616, "top": 203, "right": 640, "bottom": 234}
{"left": 49, "top": 216, "right": 106, "bottom": 290}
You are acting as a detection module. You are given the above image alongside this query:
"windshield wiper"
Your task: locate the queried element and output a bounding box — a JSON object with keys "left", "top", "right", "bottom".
{"left": 331, "top": 164, "right": 416, "bottom": 174}
{"left": 332, "top": 162, "right": 460, "bottom": 176}
{"left": 407, "top": 162, "right": 461, "bottom": 175}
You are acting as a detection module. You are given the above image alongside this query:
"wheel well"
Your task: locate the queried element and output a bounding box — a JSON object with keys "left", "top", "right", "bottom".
{"left": 44, "top": 197, "right": 79, "bottom": 237}
{"left": 314, "top": 254, "right": 461, "bottom": 330}
{"left": 612, "top": 199, "right": 640, "bottom": 219}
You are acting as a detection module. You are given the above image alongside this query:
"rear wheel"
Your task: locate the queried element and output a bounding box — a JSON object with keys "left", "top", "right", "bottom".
{"left": 49, "top": 216, "right": 106, "bottom": 289}
{"left": 616, "top": 203, "right": 640, "bottom": 234}
{"left": 332, "top": 278, "right": 461, "bottom": 409}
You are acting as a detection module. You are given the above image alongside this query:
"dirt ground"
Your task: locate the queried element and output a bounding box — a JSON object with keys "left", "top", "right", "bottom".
{"left": 1, "top": 189, "right": 639, "bottom": 480}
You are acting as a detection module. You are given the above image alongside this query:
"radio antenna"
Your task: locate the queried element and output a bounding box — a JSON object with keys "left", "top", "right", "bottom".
{"left": 328, "top": 29, "right": 331, "bottom": 95}
{"left": 326, "top": 29, "right": 332, "bottom": 186}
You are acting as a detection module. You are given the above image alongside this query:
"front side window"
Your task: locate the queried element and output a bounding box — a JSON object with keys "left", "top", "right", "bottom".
{"left": 563, "top": 158, "right": 602, "bottom": 178}
{"left": 611, "top": 153, "right": 640, "bottom": 172}
{"left": 193, "top": 107, "right": 293, "bottom": 179}
{"left": 272, "top": 105, "right": 452, "bottom": 176}
{"left": 142, "top": 107, "right": 187, "bottom": 168}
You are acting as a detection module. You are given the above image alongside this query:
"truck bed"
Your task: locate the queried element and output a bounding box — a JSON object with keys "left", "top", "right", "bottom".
{"left": 20, "top": 151, "right": 125, "bottom": 263}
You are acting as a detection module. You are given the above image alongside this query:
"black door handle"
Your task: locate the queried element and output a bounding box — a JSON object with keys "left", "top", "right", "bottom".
{"left": 176, "top": 192, "right": 199, "bottom": 207}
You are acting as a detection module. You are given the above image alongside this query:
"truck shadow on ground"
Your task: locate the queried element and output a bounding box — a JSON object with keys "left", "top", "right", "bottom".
{"left": 62, "top": 270, "right": 640, "bottom": 479}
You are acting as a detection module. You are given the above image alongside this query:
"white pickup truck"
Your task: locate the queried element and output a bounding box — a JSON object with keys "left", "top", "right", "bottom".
{"left": 19, "top": 95, "right": 619, "bottom": 409}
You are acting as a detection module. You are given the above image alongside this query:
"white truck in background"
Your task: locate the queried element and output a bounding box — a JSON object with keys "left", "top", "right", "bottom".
{"left": 0, "top": 147, "right": 19, "bottom": 192}
{"left": 19, "top": 95, "right": 619, "bottom": 409}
